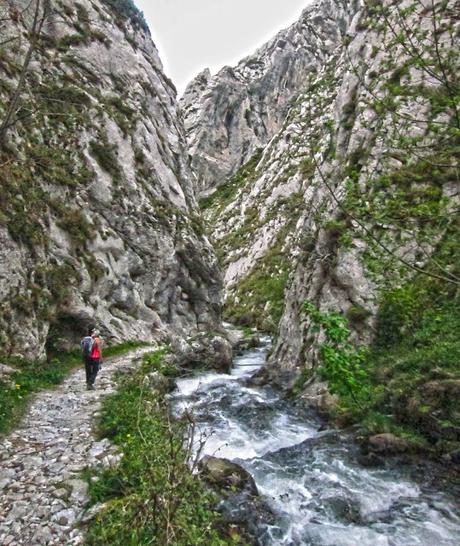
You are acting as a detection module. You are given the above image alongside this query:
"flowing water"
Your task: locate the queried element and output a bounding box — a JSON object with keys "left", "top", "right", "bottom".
{"left": 170, "top": 337, "right": 460, "bottom": 546}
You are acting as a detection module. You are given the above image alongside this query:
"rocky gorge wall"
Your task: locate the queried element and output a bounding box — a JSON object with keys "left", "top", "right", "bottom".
{"left": 181, "top": 0, "right": 361, "bottom": 197}
{"left": 186, "top": 0, "right": 460, "bottom": 409}
{"left": 0, "top": 0, "right": 222, "bottom": 358}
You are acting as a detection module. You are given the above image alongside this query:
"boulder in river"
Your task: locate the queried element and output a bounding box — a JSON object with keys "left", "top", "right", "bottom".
{"left": 172, "top": 333, "right": 233, "bottom": 373}
{"left": 199, "top": 456, "right": 275, "bottom": 546}
{"left": 199, "top": 455, "right": 258, "bottom": 495}
{"left": 367, "top": 433, "right": 411, "bottom": 455}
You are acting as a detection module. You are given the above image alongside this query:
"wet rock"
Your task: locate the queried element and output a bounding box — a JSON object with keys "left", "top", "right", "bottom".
{"left": 234, "top": 333, "right": 261, "bottom": 353}
{"left": 143, "top": 371, "right": 176, "bottom": 394}
{"left": 173, "top": 334, "right": 233, "bottom": 373}
{"left": 198, "top": 456, "right": 275, "bottom": 546}
{"left": 246, "top": 367, "right": 270, "bottom": 387}
{"left": 216, "top": 492, "right": 276, "bottom": 546}
{"left": 357, "top": 452, "right": 384, "bottom": 467}
{"left": 322, "top": 495, "right": 362, "bottom": 524}
{"left": 367, "top": 433, "right": 411, "bottom": 455}
{"left": 223, "top": 324, "right": 245, "bottom": 348}
{"left": 199, "top": 456, "right": 258, "bottom": 495}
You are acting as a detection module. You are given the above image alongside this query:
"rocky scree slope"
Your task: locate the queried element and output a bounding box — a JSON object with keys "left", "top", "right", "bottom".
{"left": 187, "top": 0, "right": 460, "bottom": 431}
{"left": 181, "top": 0, "right": 361, "bottom": 197}
{"left": 0, "top": 0, "right": 222, "bottom": 359}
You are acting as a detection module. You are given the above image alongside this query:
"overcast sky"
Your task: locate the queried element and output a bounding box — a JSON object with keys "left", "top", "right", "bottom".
{"left": 135, "top": 0, "right": 310, "bottom": 95}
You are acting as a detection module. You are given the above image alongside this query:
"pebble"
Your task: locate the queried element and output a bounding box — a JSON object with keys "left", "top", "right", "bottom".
{"left": 0, "top": 347, "right": 151, "bottom": 545}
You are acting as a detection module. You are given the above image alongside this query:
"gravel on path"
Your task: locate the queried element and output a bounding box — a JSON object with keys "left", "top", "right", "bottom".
{"left": 0, "top": 346, "right": 152, "bottom": 546}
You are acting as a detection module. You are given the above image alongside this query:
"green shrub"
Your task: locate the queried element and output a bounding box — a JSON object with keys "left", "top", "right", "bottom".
{"left": 85, "top": 351, "right": 231, "bottom": 546}
{"left": 89, "top": 136, "right": 123, "bottom": 184}
{"left": 101, "top": 0, "right": 149, "bottom": 32}
{"left": 141, "top": 349, "right": 177, "bottom": 377}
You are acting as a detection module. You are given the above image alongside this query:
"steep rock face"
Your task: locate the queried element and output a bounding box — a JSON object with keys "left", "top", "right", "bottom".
{"left": 181, "top": 0, "right": 361, "bottom": 197}
{"left": 267, "top": 0, "right": 459, "bottom": 395}
{"left": 187, "top": 0, "right": 459, "bottom": 402}
{"left": 0, "top": 0, "right": 221, "bottom": 358}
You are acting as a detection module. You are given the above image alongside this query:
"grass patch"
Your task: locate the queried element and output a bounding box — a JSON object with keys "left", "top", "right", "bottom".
{"left": 0, "top": 341, "right": 148, "bottom": 437}
{"left": 84, "top": 349, "right": 231, "bottom": 546}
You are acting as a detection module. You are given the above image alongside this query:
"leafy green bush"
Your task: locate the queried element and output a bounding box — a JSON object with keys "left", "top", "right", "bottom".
{"left": 89, "top": 135, "right": 123, "bottom": 184}
{"left": 303, "top": 302, "right": 369, "bottom": 408}
{"left": 141, "top": 349, "right": 177, "bottom": 377}
{"left": 301, "top": 224, "right": 460, "bottom": 454}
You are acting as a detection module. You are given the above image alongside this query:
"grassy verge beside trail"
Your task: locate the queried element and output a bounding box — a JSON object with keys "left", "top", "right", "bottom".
{"left": 0, "top": 340, "right": 148, "bottom": 436}
{"left": 84, "top": 349, "right": 232, "bottom": 546}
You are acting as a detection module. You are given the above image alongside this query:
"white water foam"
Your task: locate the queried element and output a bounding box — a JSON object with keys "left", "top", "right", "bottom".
{"left": 170, "top": 339, "right": 460, "bottom": 546}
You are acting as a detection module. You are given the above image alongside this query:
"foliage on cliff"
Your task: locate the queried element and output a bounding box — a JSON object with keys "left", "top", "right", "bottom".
{"left": 101, "top": 0, "right": 149, "bottom": 32}
{"left": 302, "top": 224, "right": 460, "bottom": 454}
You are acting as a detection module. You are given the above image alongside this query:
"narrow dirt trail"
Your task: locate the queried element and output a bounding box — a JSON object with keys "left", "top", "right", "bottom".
{"left": 0, "top": 346, "right": 152, "bottom": 546}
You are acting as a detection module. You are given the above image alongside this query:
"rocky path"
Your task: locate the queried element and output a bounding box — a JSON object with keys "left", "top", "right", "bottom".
{"left": 0, "top": 346, "right": 152, "bottom": 546}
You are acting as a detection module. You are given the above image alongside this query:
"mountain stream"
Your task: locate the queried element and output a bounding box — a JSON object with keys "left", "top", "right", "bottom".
{"left": 170, "top": 337, "right": 460, "bottom": 546}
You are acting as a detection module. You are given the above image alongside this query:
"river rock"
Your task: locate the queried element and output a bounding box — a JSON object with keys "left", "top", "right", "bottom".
{"left": 199, "top": 455, "right": 258, "bottom": 495}
{"left": 322, "top": 495, "right": 362, "bottom": 524}
{"left": 173, "top": 334, "right": 233, "bottom": 373}
{"left": 245, "top": 367, "right": 270, "bottom": 387}
{"left": 367, "top": 433, "right": 411, "bottom": 455}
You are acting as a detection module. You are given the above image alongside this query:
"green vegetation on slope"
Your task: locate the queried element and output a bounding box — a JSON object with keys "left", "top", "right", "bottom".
{"left": 200, "top": 149, "right": 263, "bottom": 216}
{"left": 223, "top": 227, "right": 291, "bottom": 333}
{"left": 201, "top": 147, "right": 305, "bottom": 333}
{"left": 84, "top": 349, "right": 232, "bottom": 546}
{"left": 0, "top": 341, "right": 147, "bottom": 436}
{"left": 301, "top": 224, "right": 460, "bottom": 455}
{"left": 100, "top": 0, "right": 149, "bottom": 32}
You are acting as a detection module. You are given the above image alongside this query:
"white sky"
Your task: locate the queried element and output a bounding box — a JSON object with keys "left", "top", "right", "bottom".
{"left": 134, "top": 0, "right": 310, "bottom": 95}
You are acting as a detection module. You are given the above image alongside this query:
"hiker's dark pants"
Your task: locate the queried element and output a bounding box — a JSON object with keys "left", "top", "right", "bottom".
{"left": 84, "top": 357, "right": 100, "bottom": 386}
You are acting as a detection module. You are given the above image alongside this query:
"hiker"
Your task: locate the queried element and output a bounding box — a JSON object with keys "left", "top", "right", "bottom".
{"left": 81, "top": 327, "right": 102, "bottom": 390}
{"left": 88, "top": 329, "right": 103, "bottom": 390}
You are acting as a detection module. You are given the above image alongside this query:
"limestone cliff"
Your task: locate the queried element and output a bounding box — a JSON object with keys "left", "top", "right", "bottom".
{"left": 0, "top": 0, "right": 222, "bottom": 358}
{"left": 186, "top": 0, "right": 459, "bottom": 409}
{"left": 181, "top": 0, "right": 361, "bottom": 197}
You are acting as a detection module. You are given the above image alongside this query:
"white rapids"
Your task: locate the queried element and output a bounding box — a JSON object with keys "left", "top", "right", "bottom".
{"left": 170, "top": 336, "right": 460, "bottom": 546}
